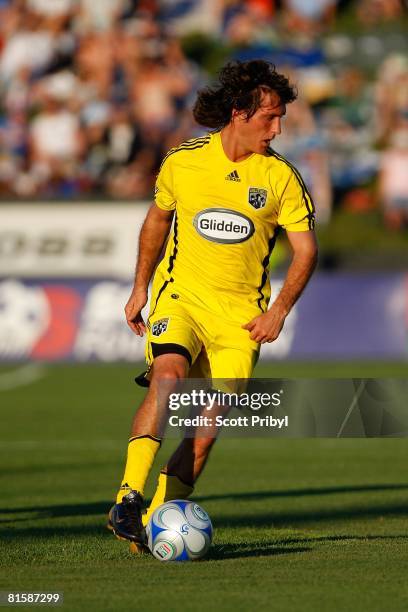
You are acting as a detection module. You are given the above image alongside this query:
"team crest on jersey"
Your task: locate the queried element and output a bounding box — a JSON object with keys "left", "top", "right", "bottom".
{"left": 151, "top": 318, "right": 169, "bottom": 337}
{"left": 248, "top": 187, "right": 267, "bottom": 209}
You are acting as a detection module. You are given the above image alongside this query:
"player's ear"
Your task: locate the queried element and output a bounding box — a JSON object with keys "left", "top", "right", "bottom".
{"left": 231, "top": 108, "right": 245, "bottom": 123}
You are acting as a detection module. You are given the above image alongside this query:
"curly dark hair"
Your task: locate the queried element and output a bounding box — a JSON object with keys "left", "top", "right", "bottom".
{"left": 193, "top": 60, "right": 297, "bottom": 129}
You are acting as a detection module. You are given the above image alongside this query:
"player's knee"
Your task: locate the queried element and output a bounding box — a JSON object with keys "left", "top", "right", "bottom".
{"left": 154, "top": 365, "right": 186, "bottom": 381}
{"left": 152, "top": 358, "right": 188, "bottom": 382}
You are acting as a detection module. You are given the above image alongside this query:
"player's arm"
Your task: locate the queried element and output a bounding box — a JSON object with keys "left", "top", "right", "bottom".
{"left": 243, "top": 230, "right": 318, "bottom": 344}
{"left": 125, "top": 204, "right": 174, "bottom": 336}
{"left": 243, "top": 161, "right": 318, "bottom": 343}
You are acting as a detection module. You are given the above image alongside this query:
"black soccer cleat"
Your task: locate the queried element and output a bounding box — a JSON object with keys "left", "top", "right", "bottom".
{"left": 108, "top": 490, "right": 147, "bottom": 544}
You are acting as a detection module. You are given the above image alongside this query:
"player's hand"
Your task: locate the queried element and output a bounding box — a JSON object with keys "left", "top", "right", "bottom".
{"left": 125, "top": 287, "right": 148, "bottom": 336}
{"left": 242, "top": 303, "right": 287, "bottom": 344}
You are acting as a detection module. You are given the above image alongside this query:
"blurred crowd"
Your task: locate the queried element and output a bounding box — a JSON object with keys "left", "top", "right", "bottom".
{"left": 0, "top": 0, "right": 407, "bottom": 227}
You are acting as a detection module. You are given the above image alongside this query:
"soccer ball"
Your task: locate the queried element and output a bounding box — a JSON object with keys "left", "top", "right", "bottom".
{"left": 146, "top": 500, "right": 213, "bottom": 562}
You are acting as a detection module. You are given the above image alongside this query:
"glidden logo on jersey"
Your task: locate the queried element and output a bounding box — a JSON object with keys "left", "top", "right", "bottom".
{"left": 193, "top": 208, "right": 254, "bottom": 244}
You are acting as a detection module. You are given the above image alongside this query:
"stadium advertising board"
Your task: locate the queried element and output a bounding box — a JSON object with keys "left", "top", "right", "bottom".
{"left": 0, "top": 275, "right": 406, "bottom": 362}
{"left": 0, "top": 203, "right": 147, "bottom": 278}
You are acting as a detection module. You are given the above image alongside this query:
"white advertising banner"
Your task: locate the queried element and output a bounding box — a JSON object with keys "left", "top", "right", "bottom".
{"left": 0, "top": 203, "right": 149, "bottom": 278}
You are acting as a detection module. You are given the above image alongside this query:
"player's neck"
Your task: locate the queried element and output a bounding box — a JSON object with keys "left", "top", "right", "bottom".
{"left": 220, "top": 126, "right": 253, "bottom": 162}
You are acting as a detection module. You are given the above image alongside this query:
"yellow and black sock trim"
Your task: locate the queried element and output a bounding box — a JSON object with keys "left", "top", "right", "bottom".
{"left": 128, "top": 434, "right": 162, "bottom": 446}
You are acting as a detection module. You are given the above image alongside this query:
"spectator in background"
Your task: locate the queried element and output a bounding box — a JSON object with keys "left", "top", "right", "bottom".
{"left": 374, "top": 54, "right": 408, "bottom": 231}
{"left": 379, "top": 121, "right": 408, "bottom": 231}
{"left": 75, "top": 0, "right": 124, "bottom": 33}
{"left": 75, "top": 30, "right": 116, "bottom": 100}
{"left": 101, "top": 105, "right": 152, "bottom": 199}
{"left": 0, "top": 0, "right": 407, "bottom": 209}
{"left": 131, "top": 57, "right": 184, "bottom": 135}
{"left": 334, "top": 67, "right": 372, "bottom": 131}
{"left": 274, "top": 95, "right": 332, "bottom": 223}
{"left": 0, "top": 8, "right": 56, "bottom": 81}
{"left": 25, "top": 0, "right": 74, "bottom": 30}
{"left": 321, "top": 65, "right": 378, "bottom": 206}
{"left": 356, "top": 0, "right": 403, "bottom": 27}
{"left": 106, "top": 104, "right": 141, "bottom": 167}
{"left": 158, "top": 0, "right": 223, "bottom": 37}
{"left": 373, "top": 54, "right": 408, "bottom": 145}
{"left": 80, "top": 99, "right": 111, "bottom": 192}
{"left": 282, "top": 0, "right": 338, "bottom": 35}
{"left": 130, "top": 41, "right": 197, "bottom": 154}
{"left": 29, "top": 93, "right": 83, "bottom": 194}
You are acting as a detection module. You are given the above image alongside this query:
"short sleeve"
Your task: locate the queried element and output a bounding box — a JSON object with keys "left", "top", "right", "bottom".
{"left": 277, "top": 167, "right": 315, "bottom": 231}
{"left": 154, "top": 155, "right": 176, "bottom": 211}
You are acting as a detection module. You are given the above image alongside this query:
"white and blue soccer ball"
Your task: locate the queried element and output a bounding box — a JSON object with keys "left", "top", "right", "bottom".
{"left": 146, "top": 500, "right": 213, "bottom": 562}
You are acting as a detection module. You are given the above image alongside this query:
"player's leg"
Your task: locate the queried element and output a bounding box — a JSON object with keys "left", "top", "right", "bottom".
{"left": 108, "top": 353, "right": 189, "bottom": 545}
{"left": 116, "top": 353, "right": 189, "bottom": 499}
{"left": 144, "top": 344, "right": 258, "bottom": 524}
{"left": 169, "top": 344, "right": 258, "bottom": 479}
{"left": 109, "top": 293, "right": 202, "bottom": 545}
{"left": 163, "top": 346, "right": 257, "bottom": 479}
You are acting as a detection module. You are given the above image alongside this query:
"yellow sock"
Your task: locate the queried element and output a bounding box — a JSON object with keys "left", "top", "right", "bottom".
{"left": 143, "top": 471, "right": 194, "bottom": 526}
{"left": 116, "top": 435, "right": 161, "bottom": 503}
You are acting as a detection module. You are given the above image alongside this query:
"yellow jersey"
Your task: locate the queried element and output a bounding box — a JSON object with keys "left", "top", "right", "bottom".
{"left": 152, "top": 131, "right": 315, "bottom": 322}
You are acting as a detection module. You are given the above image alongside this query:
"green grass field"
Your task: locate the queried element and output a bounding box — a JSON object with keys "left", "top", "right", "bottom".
{"left": 0, "top": 363, "right": 407, "bottom": 612}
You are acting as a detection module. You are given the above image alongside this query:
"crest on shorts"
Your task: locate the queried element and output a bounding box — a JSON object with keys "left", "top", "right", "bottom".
{"left": 248, "top": 187, "right": 267, "bottom": 210}
{"left": 151, "top": 318, "right": 169, "bottom": 337}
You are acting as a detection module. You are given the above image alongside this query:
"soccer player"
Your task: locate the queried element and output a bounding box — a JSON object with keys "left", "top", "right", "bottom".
{"left": 108, "top": 60, "right": 318, "bottom": 551}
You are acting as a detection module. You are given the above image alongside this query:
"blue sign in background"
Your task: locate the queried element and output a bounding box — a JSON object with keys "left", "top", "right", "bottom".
{"left": 287, "top": 273, "right": 407, "bottom": 359}
{"left": 0, "top": 274, "right": 406, "bottom": 361}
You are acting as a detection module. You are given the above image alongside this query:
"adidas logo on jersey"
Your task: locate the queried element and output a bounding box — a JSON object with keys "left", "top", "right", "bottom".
{"left": 225, "top": 170, "right": 241, "bottom": 182}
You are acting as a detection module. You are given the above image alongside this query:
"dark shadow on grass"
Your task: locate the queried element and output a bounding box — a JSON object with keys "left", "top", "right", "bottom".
{"left": 2, "top": 521, "right": 408, "bottom": 566}
{"left": 214, "top": 502, "right": 408, "bottom": 529}
{"left": 280, "top": 534, "right": 408, "bottom": 545}
{"left": 195, "top": 483, "right": 408, "bottom": 503}
{"left": 0, "top": 524, "right": 107, "bottom": 539}
{"left": 1, "top": 483, "right": 408, "bottom": 533}
{"left": 2, "top": 507, "right": 408, "bottom": 537}
{"left": 1, "top": 483, "right": 408, "bottom": 526}
{"left": 2, "top": 483, "right": 407, "bottom": 520}
{"left": 207, "top": 544, "right": 311, "bottom": 560}
{"left": 0, "top": 501, "right": 109, "bottom": 518}
{"left": 0, "top": 525, "right": 311, "bottom": 559}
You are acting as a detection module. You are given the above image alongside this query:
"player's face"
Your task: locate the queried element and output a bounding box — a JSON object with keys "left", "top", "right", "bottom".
{"left": 234, "top": 91, "right": 286, "bottom": 154}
